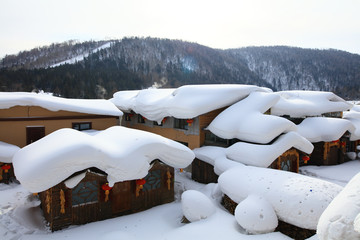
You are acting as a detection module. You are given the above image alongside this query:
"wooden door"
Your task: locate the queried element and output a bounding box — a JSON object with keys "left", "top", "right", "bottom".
{"left": 26, "top": 126, "right": 45, "bottom": 145}
{"left": 111, "top": 181, "right": 131, "bottom": 214}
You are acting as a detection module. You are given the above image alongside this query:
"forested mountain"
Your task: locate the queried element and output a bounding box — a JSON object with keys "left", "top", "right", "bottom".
{"left": 1, "top": 37, "right": 360, "bottom": 99}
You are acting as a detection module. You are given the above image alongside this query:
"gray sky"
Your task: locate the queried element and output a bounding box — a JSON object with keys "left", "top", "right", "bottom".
{"left": 1, "top": 0, "right": 359, "bottom": 58}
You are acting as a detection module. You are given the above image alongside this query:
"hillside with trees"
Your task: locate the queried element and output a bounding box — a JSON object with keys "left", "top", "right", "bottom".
{"left": 1, "top": 38, "right": 360, "bottom": 99}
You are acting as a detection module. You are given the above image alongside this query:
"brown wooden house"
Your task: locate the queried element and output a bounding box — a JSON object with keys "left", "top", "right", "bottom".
{"left": 0, "top": 92, "right": 122, "bottom": 183}
{"left": 39, "top": 161, "right": 174, "bottom": 231}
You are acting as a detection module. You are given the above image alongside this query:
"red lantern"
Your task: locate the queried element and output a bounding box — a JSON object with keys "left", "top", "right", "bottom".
{"left": 136, "top": 179, "right": 146, "bottom": 186}
{"left": 302, "top": 156, "right": 310, "bottom": 164}
{"left": 128, "top": 113, "right": 134, "bottom": 118}
{"left": 1, "top": 164, "right": 11, "bottom": 173}
{"left": 102, "top": 183, "right": 112, "bottom": 191}
{"left": 162, "top": 117, "right": 167, "bottom": 124}
{"left": 332, "top": 140, "right": 339, "bottom": 143}
{"left": 340, "top": 142, "right": 346, "bottom": 147}
{"left": 102, "top": 183, "right": 112, "bottom": 202}
{"left": 186, "top": 119, "right": 194, "bottom": 126}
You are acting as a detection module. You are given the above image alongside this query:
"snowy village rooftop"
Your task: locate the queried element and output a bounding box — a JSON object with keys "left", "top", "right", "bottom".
{"left": 0, "top": 92, "right": 122, "bottom": 116}
{"left": 271, "top": 90, "right": 352, "bottom": 117}
{"left": 13, "top": 126, "right": 195, "bottom": 193}
{"left": 0, "top": 141, "right": 20, "bottom": 163}
{"left": 111, "top": 84, "right": 271, "bottom": 123}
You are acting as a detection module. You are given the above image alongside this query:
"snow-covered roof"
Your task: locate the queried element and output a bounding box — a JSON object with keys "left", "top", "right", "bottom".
{"left": 0, "top": 92, "right": 122, "bottom": 117}
{"left": 218, "top": 166, "right": 343, "bottom": 230}
{"left": 271, "top": 91, "right": 352, "bottom": 118}
{"left": 226, "top": 132, "right": 313, "bottom": 168}
{"left": 343, "top": 109, "right": 360, "bottom": 141}
{"left": 297, "top": 117, "right": 355, "bottom": 142}
{"left": 317, "top": 171, "right": 360, "bottom": 239}
{"left": 207, "top": 91, "right": 296, "bottom": 144}
{"left": 111, "top": 84, "right": 271, "bottom": 123}
{"left": 13, "top": 126, "right": 195, "bottom": 193}
{"left": 194, "top": 131, "right": 313, "bottom": 170}
{"left": 0, "top": 141, "right": 20, "bottom": 163}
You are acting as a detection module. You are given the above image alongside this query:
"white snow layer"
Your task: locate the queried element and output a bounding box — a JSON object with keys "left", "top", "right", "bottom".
{"left": 111, "top": 84, "right": 271, "bottom": 123}
{"left": 0, "top": 92, "right": 122, "bottom": 116}
{"left": 218, "top": 166, "right": 343, "bottom": 230}
{"left": 297, "top": 117, "right": 355, "bottom": 142}
{"left": 226, "top": 132, "right": 313, "bottom": 168}
{"left": 271, "top": 90, "right": 352, "bottom": 117}
{"left": 181, "top": 190, "right": 216, "bottom": 222}
{"left": 343, "top": 110, "right": 360, "bottom": 141}
{"left": 12, "top": 126, "right": 195, "bottom": 193}
{"left": 0, "top": 141, "right": 20, "bottom": 163}
{"left": 234, "top": 194, "right": 278, "bottom": 234}
{"left": 317, "top": 171, "right": 360, "bottom": 240}
{"left": 50, "top": 42, "right": 112, "bottom": 67}
{"left": 207, "top": 92, "right": 297, "bottom": 144}
{"left": 194, "top": 132, "right": 313, "bottom": 169}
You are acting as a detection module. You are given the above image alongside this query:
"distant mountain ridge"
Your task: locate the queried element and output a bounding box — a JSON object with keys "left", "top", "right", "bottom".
{"left": 1, "top": 37, "right": 360, "bottom": 99}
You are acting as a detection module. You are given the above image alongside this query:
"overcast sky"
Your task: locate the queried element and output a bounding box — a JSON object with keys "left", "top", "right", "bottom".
{"left": 1, "top": 0, "right": 359, "bottom": 58}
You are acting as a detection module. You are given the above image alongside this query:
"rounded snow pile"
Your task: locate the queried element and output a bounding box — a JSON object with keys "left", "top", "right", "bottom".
{"left": 218, "top": 166, "right": 343, "bottom": 230}
{"left": 181, "top": 190, "right": 215, "bottom": 222}
{"left": 317, "top": 172, "right": 360, "bottom": 240}
{"left": 235, "top": 194, "right": 278, "bottom": 234}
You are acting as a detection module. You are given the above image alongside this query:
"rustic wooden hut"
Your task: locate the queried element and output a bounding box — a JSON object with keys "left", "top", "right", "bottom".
{"left": 38, "top": 161, "right": 174, "bottom": 231}
{"left": 12, "top": 127, "right": 194, "bottom": 231}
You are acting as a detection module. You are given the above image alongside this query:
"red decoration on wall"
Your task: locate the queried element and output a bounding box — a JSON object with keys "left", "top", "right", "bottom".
{"left": 1, "top": 164, "right": 11, "bottom": 173}
{"left": 340, "top": 142, "right": 346, "bottom": 147}
{"left": 186, "top": 119, "right": 194, "bottom": 126}
{"left": 136, "top": 179, "right": 146, "bottom": 186}
{"left": 102, "top": 183, "right": 112, "bottom": 191}
{"left": 302, "top": 156, "right": 310, "bottom": 164}
{"left": 332, "top": 140, "right": 339, "bottom": 143}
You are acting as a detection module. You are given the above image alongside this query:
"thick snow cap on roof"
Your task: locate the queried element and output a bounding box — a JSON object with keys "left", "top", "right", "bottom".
{"left": 0, "top": 92, "right": 122, "bottom": 116}
{"left": 0, "top": 141, "right": 20, "bottom": 163}
{"left": 13, "top": 126, "right": 194, "bottom": 193}
{"left": 271, "top": 91, "right": 352, "bottom": 118}
{"left": 111, "top": 84, "right": 271, "bottom": 123}
{"left": 343, "top": 109, "right": 360, "bottom": 141}
{"left": 218, "top": 166, "right": 342, "bottom": 230}
{"left": 194, "top": 132, "right": 313, "bottom": 170}
{"left": 297, "top": 117, "right": 355, "bottom": 142}
{"left": 207, "top": 91, "right": 296, "bottom": 144}
{"left": 226, "top": 132, "right": 313, "bottom": 168}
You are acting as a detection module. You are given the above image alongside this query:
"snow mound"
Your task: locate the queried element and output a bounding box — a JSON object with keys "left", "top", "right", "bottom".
{"left": 235, "top": 194, "right": 278, "bottom": 234}
{"left": 207, "top": 91, "right": 296, "bottom": 144}
{"left": 13, "top": 126, "right": 195, "bottom": 193}
{"left": 343, "top": 110, "right": 360, "bottom": 141}
{"left": 181, "top": 190, "right": 216, "bottom": 222}
{"left": 218, "top": 166, "right": 343, "bottom": 230}
{"left": 297, "top": 117, "right": 355, "bottom": 142}
{"left": 111, "top": 84, "right": 271, "bottom": 123}
{"left": 271, "top": 90, "right": 352, "bottom": 117}
{"left": 355, "top": 213, "right": 360, "bottom": 234}
{"left": 317, "top": 171, "right": 360, "bottom": 240}
{"left": 225, "top": 131, "right": 313, "bottom": 168}
{"left": 346, "top": 152, "right": 357, "bottom": 160}
{"left": 0, "top": 141, "right": 20, "bottom": 163}
{"left": 0, "top": 92, "right": 122, "bottom": 116}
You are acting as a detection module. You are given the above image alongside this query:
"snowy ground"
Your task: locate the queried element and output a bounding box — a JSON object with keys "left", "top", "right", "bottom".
{"left": 1, "top": 161, "right": 359, "bottom": 240}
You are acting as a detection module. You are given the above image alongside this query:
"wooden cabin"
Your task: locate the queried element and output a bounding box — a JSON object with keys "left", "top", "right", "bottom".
{"left": 38, "top": 161, "right": 174, "bottom": 231}
{"left": 122, "top": 108, "right": 225, "bottom": 150}
{"left": 193, "top": 148, "right": 303, "bottom": 184}
{"left": 0, "top": 93, "right": 122, "bottom": 183}
{"left": 306, "top": 140, "right": 346, "bottom": 166}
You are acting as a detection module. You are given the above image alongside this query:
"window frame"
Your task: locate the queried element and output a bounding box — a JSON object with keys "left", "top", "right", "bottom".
{"left": 72, "top": 122, "right": 92, "bottom": 131}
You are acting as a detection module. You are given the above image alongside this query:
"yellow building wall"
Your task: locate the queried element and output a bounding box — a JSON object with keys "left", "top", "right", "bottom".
{"left": 0, "top": 106, "right": 119, "bottom": 147}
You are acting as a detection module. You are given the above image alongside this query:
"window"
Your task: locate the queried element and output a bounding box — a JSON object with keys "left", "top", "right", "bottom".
{"left": 143, "top": 170, "right": 161, "bottom": 191}
{"left": 72, "top": 180, "right": 99, "bottom": 206}
{"left": 174, "top": 119, "right": 188, "bottom": 130}
{"left": 72, "top": 122, "right": 92, "bottom": 131}
{"left": 124, "top": 113, "right": 132, "bottom": 121}
{"left": 280, "top": 159, "right": 292, "bottom": 172}
{"left": 138, "top": 115, "right": 145, "bottom": 124}
{"left": 204, "top": 131, "right": 237, "bottom": 147}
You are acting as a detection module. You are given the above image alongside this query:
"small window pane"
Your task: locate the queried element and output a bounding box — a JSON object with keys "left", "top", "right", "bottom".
{"left": 72, "top": 180, "right": 99, "bottom": 206}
